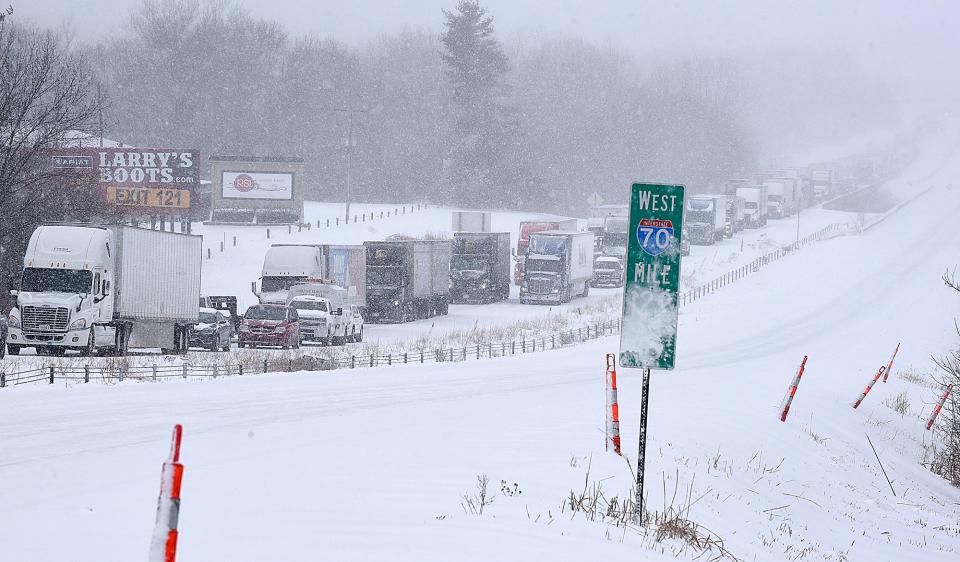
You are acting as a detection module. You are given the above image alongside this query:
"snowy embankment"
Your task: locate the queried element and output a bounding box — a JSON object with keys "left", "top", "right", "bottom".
{"left": 2, "top": 132, "right": 960, "bottom": 560}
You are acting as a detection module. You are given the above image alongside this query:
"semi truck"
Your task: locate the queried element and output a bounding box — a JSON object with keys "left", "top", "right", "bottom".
{"left": 726, "top": 196, "right": 746, "bottom": 234}
{"left": 600, "top": 215, "right": 629, "bottom": 258}
{"left": 449, "top": 232, "right": 511, "bottom": 304}
{"left": 514, "top": 218, "right": 577, "bottom": 284}
{"left": 364, "top": 239, "right": 451, "bottom": 323}
{"left": 764, "top": 178, "right": 797, "bottom": 218}
{"left": 736, "top": 185, "right": 768, "bottom": 228}
{"left": 685, "top": 195, "right": 728, "bottom": 245}
{"left": 7, "top": 224, "right": 201, "bottom": 356}
{"left": 253, "top": 244, "right": 365, "bottom": 307}
{"left": 519, "top": 230, "right": 594, "bottom": 305}
{"left": 451, "top": 211, "right": 492, "bottom": 233}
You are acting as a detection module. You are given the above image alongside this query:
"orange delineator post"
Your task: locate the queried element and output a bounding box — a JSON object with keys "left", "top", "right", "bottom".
{"left": 149, "top": 424, "right": 184, "bottom": 562}
{"left": 882, "top": 343, "right": 901, "bottom": 383}
{"left": 926, "top": 384, "right": 953, "bottom": 430}
{"left": 779, "top": 355, "right": 808, "bottom": 422}
{"left": 852, "top": 365, "right": 886, "bottom": 409}
{"left": 605, "top": 354, "right": 622, "bottom": 455}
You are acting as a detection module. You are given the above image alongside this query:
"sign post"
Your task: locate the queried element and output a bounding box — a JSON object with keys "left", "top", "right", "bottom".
{"left": 619, "top": 183, "right": 685, "bottom": 524}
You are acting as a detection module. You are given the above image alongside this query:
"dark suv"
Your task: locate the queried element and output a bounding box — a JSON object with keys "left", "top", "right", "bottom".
{"left": 238, "top": 304, "right": 300, "bottom": 349}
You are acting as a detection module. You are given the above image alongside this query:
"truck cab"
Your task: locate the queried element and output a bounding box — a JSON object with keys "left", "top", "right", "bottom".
{"left": 253, "top": 244, "right": 323, "bottom": 304}
{"left": 519, "top": 230, "right": 594, "bottom": 304}
{"left": 7, "top": 225, "right": 114, "bottom": 356}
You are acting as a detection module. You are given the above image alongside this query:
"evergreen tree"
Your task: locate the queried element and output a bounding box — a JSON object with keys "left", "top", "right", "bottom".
{"left": 440, "top": 1, "right": 513, "bottom": 207}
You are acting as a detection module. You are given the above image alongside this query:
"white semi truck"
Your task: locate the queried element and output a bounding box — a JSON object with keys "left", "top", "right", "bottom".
{"left": 519, "top": 230, "right": 595, "bottom": 304}
{"left": 736, "top": 185, "right": 769, "bottom": 228}
{"left": 7, "top": 224, "right": 201, "bottom": 356}
{"left": 253, "top": 244, "right": 366, "bottom": 307}
{"left": 685, "top": 194, "right": 728, "bottom": 245}
{"left": 764, "top": 178, "right": 797, "bottom": 218}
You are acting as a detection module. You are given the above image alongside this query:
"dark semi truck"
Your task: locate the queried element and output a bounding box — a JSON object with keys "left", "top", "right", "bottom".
{"left": 449, "top": 232, "right": 511, "bottom": 304}
{"left": 364, "top": 240, "right": 451, "bottom": 323}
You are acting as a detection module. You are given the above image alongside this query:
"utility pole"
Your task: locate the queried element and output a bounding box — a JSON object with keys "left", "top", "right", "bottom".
{"left": 323, "top": 107, "right": 368, "bottom": 224}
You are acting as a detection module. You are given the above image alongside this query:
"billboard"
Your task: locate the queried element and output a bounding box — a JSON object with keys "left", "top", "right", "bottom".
{"left": 221, "top": 171, "right": 294, "bottom": 200}
{"left": 48, "top": 147, "right": 199, "bottom": 214}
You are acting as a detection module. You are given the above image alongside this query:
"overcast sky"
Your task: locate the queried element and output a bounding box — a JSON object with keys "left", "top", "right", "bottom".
{"left": 20, "top": 0, "right": 960, "bottom": 110}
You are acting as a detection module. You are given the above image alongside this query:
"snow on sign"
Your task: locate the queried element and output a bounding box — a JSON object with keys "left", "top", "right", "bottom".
{"left": 620, "top": 183, "right": 684, "bottom": 370}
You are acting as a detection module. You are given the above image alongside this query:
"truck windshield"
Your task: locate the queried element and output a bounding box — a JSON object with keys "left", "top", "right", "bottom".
{"left": 291, "top": 300, "right": 328, "bottom": 312}
{"left": 245, "top": 307, "right": 287, "bottom": 321}
{"left": 262, "top": 276, "right": 307, "bottom": 293}
{"left": 21, "top": 268, "right": 92, "bottom": 293}
{"left": 602, "top": 233, "right": 628, "bottom": 247}
{"left": 451, "top": 255, "right": 487, "bottom": 271}
{"left": 745, "top": 202, "right": 758, "bottom": 209}
{"left": 687, "top": 199, "right": 714, "bottom": 211}
{"left": 527, "top": 259, "right": 560, "bottom": 273}
{"left": 367, "top": 268, "right": 402, "bottom": 285}
{"left": 528, "top": 236, "right": 565, "bottom": 255}
{"left": 198, "top": 312, "right": 219, "bottom": 324}
{"left": 596, "top": 261, "right": 621, "bottom": 271}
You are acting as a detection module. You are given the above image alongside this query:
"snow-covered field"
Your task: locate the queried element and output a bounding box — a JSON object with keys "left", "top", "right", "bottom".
{"left": 2, "top": 131, "right": 960, "bottom": 561}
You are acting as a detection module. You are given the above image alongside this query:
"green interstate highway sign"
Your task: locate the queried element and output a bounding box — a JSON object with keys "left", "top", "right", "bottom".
{"left": 619, "top": 183, "right": 685, "bottom": 370}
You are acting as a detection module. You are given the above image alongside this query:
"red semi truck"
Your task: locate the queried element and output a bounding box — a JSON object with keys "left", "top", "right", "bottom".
{"left": 514, "top": 219, "right": 577, "bottom": 284}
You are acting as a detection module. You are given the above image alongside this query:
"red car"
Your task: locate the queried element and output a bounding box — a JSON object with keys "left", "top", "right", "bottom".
{"left": 238, "top": 304, "right": 301, "bottom": 349}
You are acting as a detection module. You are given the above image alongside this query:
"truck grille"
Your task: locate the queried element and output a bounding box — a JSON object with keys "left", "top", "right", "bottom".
{"left": 22, "top": 306, "right": 69, "bottom": 332}
{"left": 528, "top": 277, "right": 553, "bottom": 295}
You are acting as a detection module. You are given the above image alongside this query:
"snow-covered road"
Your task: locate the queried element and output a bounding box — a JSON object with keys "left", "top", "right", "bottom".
{"left": 2, "top": 133, "right": 959, "bottom": 561}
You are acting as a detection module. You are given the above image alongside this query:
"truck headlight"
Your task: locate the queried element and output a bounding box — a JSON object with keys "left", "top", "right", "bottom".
{"left": 551, "top": 287, "right": 561, "bottom": 294}
{"left": 274, "top": 326, "right": 287, "bottom": 333}
{"left": 392, "top": 299, "right": 401, "bottom": 306}
{"left": 8, "top": 314, "right": 20, "bottom": 328}
{"left": 68, "top": 318, "right": 87, "bottom": 331}
{"left": 479, "top": 281, "right": 489, "bottom": 290}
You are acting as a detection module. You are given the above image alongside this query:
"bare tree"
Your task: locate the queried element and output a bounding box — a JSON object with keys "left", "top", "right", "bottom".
{"left": 0, "top": 22, "right": 104, "bottom": 303}
{"left": 930, "top": 270, "right": 960, "bottom": 486}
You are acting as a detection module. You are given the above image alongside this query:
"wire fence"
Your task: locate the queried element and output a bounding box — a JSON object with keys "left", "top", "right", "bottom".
{"left": 0, "top": 218, "right": 850, "bottom": 390}
{"left": 0, "top": 320, "right": 619, "bottom": 388}
{"left": 204, "top": 203, "right": 430, "bottom": 259}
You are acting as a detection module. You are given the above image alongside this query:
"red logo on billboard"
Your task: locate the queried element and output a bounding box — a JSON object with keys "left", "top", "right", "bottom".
{"left": 233, "top": 174, "right": 257, "bottom": 192}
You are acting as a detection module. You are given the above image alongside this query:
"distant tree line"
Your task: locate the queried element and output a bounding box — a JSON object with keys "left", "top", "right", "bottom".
{"left": 3, "top": 0, "right": 898, "bottom": 228}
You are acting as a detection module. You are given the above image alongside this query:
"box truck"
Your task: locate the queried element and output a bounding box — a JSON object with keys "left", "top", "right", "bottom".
{"left": 7, "top": 224, "right": 201, "bottom": 356}
{"left": 519, "top": 231, "right": 594, "bottom": 304}
{"left": 450, "top": 232, "right": 511, "bottom": 304}
{"left": 364, "top": 240, "right": 451, "bottom": 323}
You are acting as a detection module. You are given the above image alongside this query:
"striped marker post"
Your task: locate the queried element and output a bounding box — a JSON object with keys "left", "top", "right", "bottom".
{"left": 881, "top": 343, "right": 901, "bottom": 383}
{"left": 852, "top": 366, "right": 886, "bottom": 409}
{"left": 926, "top": 384, "right": 953, "bottom": 430}
{"left": 149, "top": 424, "right": 184, "bottom": 562}
{"left": 779, "top": 355, "right": 808, "bottom": 422}
{"left": 605, "top": 354, "right": 622, "bottom": 455}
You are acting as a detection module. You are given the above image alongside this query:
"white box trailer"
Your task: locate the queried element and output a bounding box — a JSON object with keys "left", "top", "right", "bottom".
{"left": 9, "top": 224, "right": 201, "bottom": 355}
{"left": 737, "top": 185, "right": 769, "bottom": 228}
{"left": 452, "top": 211, "right": 492, "bottom": 232}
